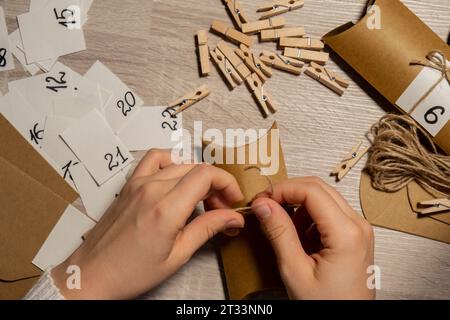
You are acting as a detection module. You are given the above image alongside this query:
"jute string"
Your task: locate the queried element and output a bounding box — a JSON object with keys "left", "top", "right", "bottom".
{"left": 365, "top": 114, "right": 450, "bottom": 194}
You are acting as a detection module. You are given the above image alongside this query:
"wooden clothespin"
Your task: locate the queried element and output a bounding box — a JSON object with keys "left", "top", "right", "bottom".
{"left": 223, "top": 0, "right": 249, "bottom": 30}
{"left": 235, "top": 44, "right": 272, "bottom": 82}
{"left": 245, "top": 73, "right": 277, "bottom": 118}
{"left": 168, "top": 85, "right": 210, "bottom": 116}
{"left": 211, "top": 20, "right": 253, "bottom": 48}
{"left": 331, "top": 141, "right": 368, "bottom": 181}
{"left": 260, "top": 50, "right": 304, "bottom": 75}
{"left": 304, "top": 62, "right": 350, "bottom": 96}
{"left": 209, "top": 48, "right": 242, "bottom": 89}
{"left": 417, "top": 199, "right": 450, "bottom": 215}
{"left": 197, "top": 30, "right": 210, "bottom": 76}
{"left": 279, "top": 37, "right": 324, "bottom": 51}
{"left": 217, "top": 41, "right": 251, "bottom": 80}
{"left": 241, "top": 16, "right": 285, "bottom": 34}
{"left": 257, "top": 0, "right": 304, "bottom": 19}
{"left": 284, "top": 47, "right": 329, "bottom": 65}
{"left": 260, "top": 26, "right": 305, "bottom": 41}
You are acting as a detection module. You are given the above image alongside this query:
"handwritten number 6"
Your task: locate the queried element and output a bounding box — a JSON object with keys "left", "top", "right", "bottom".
{"left": 424, "top": 106, "right": 445, "bottom": 125}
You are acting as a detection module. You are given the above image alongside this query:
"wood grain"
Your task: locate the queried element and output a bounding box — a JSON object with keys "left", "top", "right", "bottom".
{"left": 0, "top": 0, "right": 449, "bottom": 300}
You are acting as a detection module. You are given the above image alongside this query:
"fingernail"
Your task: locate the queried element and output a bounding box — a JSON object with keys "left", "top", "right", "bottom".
{"left": 253, "top": 204, "right": 271, "bottom": 220}
{"left": 226, "top": 219, "right": 242, "bottom": 229}
{"left": 224, "top": 228, "right": 241, "bottom": 237}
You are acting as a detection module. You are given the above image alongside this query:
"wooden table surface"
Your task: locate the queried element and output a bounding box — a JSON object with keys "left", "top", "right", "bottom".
{"left": 1, "top": 0, "right": 449, "bottom": 300}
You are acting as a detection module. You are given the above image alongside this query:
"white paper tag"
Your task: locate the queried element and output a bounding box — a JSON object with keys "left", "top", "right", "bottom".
{"left": 61, "top": 109, "right": 134, "bottom": 185}
{"left": 118, "top": 106, "right": 183, "bottom": 151}
{"left": 18, "top": 0, "right": 86, "bottom": 63}
{"left": 0, "top": 88, "right": 46, "bottom": 149}
{"left": 84, "top": 61, "right": 144, "bottom": 132}
{"left": 396, "top": 64, "right": 450, "bottom": 137}
{"left": 71, "top": 164, "right": 126, "bottom": 222}
{"left": 9, "top": 29, "right": 40, "bottom": 76}
{"left": 42, "top": 116, "right": 79, "bottom": 189}
{"left": 0, "top": 7, "right": 15, "bottom": 72}
{"left": 8, "top": 62, "right": 75, "bottom": 117}
{"left": 32, "top": 205, "right": 95, "bottom": 271}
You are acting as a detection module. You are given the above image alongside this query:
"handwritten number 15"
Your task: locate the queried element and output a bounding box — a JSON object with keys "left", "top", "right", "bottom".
{"left": 54, "top": 8, "right": 76, "bottom": 28}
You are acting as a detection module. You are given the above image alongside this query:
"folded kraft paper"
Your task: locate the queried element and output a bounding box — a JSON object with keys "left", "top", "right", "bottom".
{"left": 322, "top": 0, "right": 450, "bottom": 155}
{"left": 203, "top": 122, "right": 288, "bottom": 299}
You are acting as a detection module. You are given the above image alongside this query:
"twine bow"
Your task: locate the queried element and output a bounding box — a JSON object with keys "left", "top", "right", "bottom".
{"left": 409, "top": 50, "right": 450, "bottom": 114}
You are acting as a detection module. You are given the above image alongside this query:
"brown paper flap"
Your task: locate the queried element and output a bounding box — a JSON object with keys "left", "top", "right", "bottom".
{"left": 0, "top": 115, "right": 78, "bottom": 203}
{"left": 322, "top": 0, "right": 450, "bottom": 154}
{"left": 407, "top": 182, "right": 450, "bottom": 225}
{"left": 360, "top": 172, "right": 450, "bottom": 244}
{"left": 204, "top": 122, "right": 288, "bottom": 299}
{"left": 0, "top": 277, "right": 40, "bottom": 300}
{"left": 0, "top": 157, "right": 68, "bottom": 281}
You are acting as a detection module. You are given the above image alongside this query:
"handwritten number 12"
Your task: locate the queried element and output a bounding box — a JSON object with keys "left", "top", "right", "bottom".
{"left": 105, "top": 146, "right": 129, "bottom": 171}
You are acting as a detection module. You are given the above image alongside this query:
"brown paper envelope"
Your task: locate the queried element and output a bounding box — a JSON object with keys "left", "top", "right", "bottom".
{"left": 0, "top": 157, "right": 69, "bottom": 299}
{"left": 407, "top": 182, "right": 450, "bottom": 225}
{"left": 204, "top": 122, "right": 288, "bottom": 299}
{"left": 322, "top": 0, "right": 450, "bottom": 154}
{"left": 0, "top": 278, "right": 40, "bottom": 300}
{"left": 0, "top": 115, "right": 78, "bottom": 203}
{"left": 360, "top": 172, "right": 450, "bottom": 244}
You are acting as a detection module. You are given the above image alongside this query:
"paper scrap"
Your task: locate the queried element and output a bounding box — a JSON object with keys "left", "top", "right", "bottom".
{"left": 32, "top": 204, "right": 95, "bottom": 271}
{"left": 119, "top": 106, "right": 183, "bottom": 151}
{"left": 42, "top": 115, "right": 79, "bottom": 189}
{"left": 0, "top": 88, "right": 46, "bottom": 149}
{"left": 61, "top": 109, "right": 134, "bottom": 185}
{"left": 9, "top": 29, "right": 40, "bottom": 75}
{"left": 71, "top": 164, "right": 126, "bottom": 222}
{"left": 18, "top": 0, "right": 86, "bottom": 63}
{"left": 8, "top": 62, "right": 75, "bottom": 117}
{"left": 0, "top": 7, "right": 15, "bottom": 72}
{"left": 85, "top": 61, "right": 143, "bottom": 132}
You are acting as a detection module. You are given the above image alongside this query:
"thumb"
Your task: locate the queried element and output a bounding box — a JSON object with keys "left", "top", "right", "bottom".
{"left": 252, "top": 198, "right": 312, "bottom": 272}
{"left": 174, "top": 209, "right": 245, "bottom": 262}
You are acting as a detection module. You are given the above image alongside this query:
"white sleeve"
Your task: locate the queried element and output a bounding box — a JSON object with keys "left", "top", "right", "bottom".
{"left": 23, "top": 269, "right": 65, "bottom": 300}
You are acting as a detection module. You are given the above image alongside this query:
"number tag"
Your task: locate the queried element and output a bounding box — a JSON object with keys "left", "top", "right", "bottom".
{"left": 397, "top": 63, "right": 450, "bottom": 137}
{"left": 161, "top": 107, "right": 179, "bottom": 131}
{"left": 46, "top": 71, "right": 68, "bottom": 93}
{"left": 29, "top": 123, "right": 45, "bottom": 145}
{"left": 117, "top": 91, "right": 136, "bottom": 117}
{"left": 53, "top": 5, "right": 81, "bottom": 30}
{"left": 105, "top": 146, "right": 129, "bottom": 171}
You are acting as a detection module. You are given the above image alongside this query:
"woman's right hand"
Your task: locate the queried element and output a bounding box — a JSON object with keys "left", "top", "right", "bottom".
{"left": 251, "top": 177, "right": 375, "bottom": 300}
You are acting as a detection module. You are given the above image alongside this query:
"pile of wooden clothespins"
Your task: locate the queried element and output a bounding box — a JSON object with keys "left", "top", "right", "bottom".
{"left": 191, "top": 0, "right": 350, "bottom": 118}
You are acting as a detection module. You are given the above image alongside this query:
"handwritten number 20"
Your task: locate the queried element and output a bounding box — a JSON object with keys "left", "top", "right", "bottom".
{"left": 117, "top": 91, "right": 136, "bottom": 117}
{"left": 105, "top": 147, "right": 129, "bottom": 171}
{"left": 424, "top": 106, "right": 445, "bottom": 125}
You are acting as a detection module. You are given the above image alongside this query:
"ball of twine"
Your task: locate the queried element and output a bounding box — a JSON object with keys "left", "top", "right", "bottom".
{"left": 365, "top": 114, "right": 450, "bottom": 194}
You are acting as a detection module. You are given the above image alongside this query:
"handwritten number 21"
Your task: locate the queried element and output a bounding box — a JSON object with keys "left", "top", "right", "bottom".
{"left": 105, "top": 146, "right": 128, "bottom": 171}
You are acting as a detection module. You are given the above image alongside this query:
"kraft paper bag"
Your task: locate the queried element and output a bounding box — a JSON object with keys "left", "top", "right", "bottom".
{"left": 322, "top": 0, "right": 450, "bottom": 155}
{"left": 0, "top": 157, "right": 69, "bottom": 299}
{"left": 204, "top": 122, "right": 288, "bottom": 300}
{"left": 360, "top": 172, "right": 450, "bottom": 244}
{"left": 0, "top": 115, "right": 78, "bottom": 202}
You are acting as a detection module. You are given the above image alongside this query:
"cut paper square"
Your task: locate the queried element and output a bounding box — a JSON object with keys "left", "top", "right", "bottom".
{"left": 61, "top": 109, "right": 134, "bottom": 185}
{"left": 9, "top": 29, "right": 40, "bottom": 75}
{"left": 0, "top": 7, "right": 15, "bottom": 72}
{"left": 85, "top": 61, "right": 143, "bottom": 132}
{"left": 18, "top": 0, "right": 86, "bottom": 63}
{"left": 32, "top": 205, "right": 95, "bottom": 270}
{"left": 119, "top": 106, "right": 183, "bottom": 151}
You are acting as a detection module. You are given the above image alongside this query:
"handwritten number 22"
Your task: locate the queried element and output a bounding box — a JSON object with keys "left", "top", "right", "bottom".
{"left": 105, "top": 146, "right": 128, "bottom": 171}
{"left": 161, "top": 107, "right": 178, "bottom": 131}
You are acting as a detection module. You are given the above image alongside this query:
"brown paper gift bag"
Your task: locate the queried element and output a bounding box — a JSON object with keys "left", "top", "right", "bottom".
{"left": 0, "top": 157, "right": 70, "bottom": 299}
{"left": 322, "top": 0, "right": 450, "bottom": 155}
{"left": 0, "top": 115, "right": 78, "bottom": 202}
{"left": 204, "top": 122, "right": 288, "bottom": 299}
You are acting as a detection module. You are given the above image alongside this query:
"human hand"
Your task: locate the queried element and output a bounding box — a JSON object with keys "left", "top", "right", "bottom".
{"left": 52, "top": 150, "right": 245, "bottom": 299}
{"left": 251, "top": 177, "right": 375, "bottom": 300}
